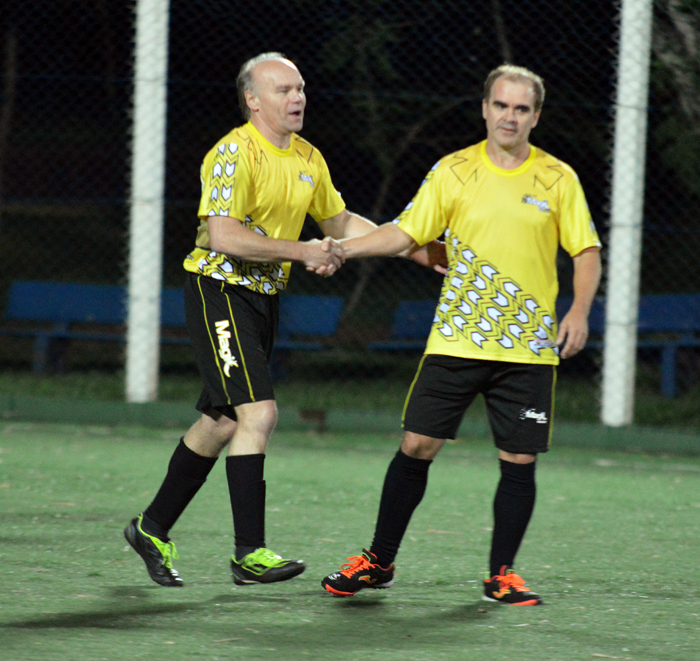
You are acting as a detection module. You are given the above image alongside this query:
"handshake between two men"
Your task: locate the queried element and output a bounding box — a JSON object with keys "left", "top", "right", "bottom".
{"left": 303, "top": 236, "right": 347, "bottom": 277}
{"left": 302, "top": 230, "right": 448, "bottom": 278}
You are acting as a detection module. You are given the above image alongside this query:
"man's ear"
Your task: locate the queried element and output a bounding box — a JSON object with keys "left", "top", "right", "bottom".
{"left": 245, "top": 89, "right": 259, "bottom": 114}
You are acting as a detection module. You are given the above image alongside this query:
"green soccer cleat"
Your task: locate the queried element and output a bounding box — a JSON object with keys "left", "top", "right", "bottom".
{"left": 124, "top": 515, "right": 184, "bottom": 587}
{"left": 230, "top": 547, "right": 306, "bottom": 585}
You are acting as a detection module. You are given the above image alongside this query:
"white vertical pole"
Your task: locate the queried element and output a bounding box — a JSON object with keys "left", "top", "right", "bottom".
{"left": 126, "top": 0, "right": 170, "bottom": 403}
{"left": 601, "top": 0, "right": 654, "bottom": 426}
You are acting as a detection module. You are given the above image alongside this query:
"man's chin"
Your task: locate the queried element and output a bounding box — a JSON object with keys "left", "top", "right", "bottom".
{"left": 495, "top": 136, "right": 524, "bottom": 150}
{"left": 287, "top": 117, "right": 304, "bottom": 133}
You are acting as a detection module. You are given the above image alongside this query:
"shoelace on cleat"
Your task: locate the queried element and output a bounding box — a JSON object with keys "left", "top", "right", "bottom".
{"left": 163, "top": 543, "right": 179, "bottom": 567}
{"left": 244, "top": 548, "right": 284, "bottom": 568}
{"left": 498, "top": 571, "right": 530, "bottom": 593}
{"left": 339, "top": 554, "right": 372, "bottom": 577}
{"left": 147, "top": 532, "right": 179, "bottom": 568}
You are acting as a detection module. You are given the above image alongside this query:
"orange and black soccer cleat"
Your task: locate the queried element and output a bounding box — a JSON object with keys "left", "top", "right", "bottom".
{"left": 321, "top": 549, "right": 395, "bottom": 597}
{"left": 483, "top": 566, "right": 542, "bottom": 605}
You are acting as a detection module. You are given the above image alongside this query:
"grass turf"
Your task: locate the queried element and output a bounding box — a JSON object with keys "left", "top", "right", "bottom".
{"left": 1, "top": 422, "right": 699, "bottom": 660}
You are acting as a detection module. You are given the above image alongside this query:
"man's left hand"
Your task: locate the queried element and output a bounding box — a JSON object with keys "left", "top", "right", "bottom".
{"left": 556, "top": 309, "right": 589, "bottom": 358}
{"left": 408, "top": 240, "right": 448, "bottom": 274}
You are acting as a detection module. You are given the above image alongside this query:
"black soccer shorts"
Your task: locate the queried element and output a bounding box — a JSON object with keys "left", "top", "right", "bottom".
{"left": 402, "top": 354, "right": 556, "bottom": 454}
{"left": 184, "top": 273, "right": 279, "bottom": 419}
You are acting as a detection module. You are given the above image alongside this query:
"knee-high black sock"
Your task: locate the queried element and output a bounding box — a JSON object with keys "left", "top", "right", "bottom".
{"left": 226, "top": 454, "right": 266, "bottom": 559}
{"left": 489, "top": 459, "right": 536, "bottom": 576}
{"left": 369, "top": 450, "right": 432, "bottom": 568}
{"left": 142, "top": 438, "right": 217, "bottom": 539}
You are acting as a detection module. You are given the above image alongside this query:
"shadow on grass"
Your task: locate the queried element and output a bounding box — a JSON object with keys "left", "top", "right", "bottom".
{"left": 330, "top": 595, "right": 496, "bottom": 618}
{"left": 438, "top": 601, "right": 499, "bottom": 621}
{"left": 1, "top": 585, "right": 289, "bottom": 631}
{"left": 332, "top": 597, "right": 387, "bottom": 610}
{"left": 0, "top": 586, "right": 518, "bottom": 659}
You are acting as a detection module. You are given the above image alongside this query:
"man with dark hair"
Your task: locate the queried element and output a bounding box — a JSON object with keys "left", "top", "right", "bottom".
{"left": 321, "top": 64, "right": 602, "bottom": 605}
{"left": 124, "top": 52, "right": 444, "bottom": 588}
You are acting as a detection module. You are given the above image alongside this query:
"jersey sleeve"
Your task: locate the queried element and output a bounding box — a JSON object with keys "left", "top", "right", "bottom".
{"left": 307, "top": 154, "right": 346, "bottom": 222}
{"left": 558, "top": 173, "right": 602, "bottom": 256}
{"left": 394, "top": 162, "right": 449, "bottom": 245}
{"left": 197, "top": 141, "right": 253, "bottom": 220}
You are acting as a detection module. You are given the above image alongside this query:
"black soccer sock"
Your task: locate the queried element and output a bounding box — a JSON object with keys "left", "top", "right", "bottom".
{"left": 142, "top": 438, "right": 217, "bottom": 539}
{"left": 369, "top": 449, "right": 432, "bottom": 568}
{"left": 489, "top": 459, "right": 537, "bottom": 577}
{"left": 226, "top": 454, "right": 266, "bottom": 559}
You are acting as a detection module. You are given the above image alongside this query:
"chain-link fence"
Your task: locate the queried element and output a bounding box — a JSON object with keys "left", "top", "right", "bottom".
{"left": 0, "top": 0, "right": 698, "bottom": 429}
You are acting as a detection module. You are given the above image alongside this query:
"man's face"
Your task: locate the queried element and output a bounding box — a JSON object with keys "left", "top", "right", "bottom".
{"left": 482, "top": 77, "right": 540, "bottom": 151}
{"left": 246, "top": 59, "right": 306, "bottom": 137}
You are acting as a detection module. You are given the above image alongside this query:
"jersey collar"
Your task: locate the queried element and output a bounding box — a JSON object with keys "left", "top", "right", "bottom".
{"left": 479, "top": 140, "right": 537, "bottom": 176}
{"left": 245, "top": 121, "right": 295, "bottom": 157}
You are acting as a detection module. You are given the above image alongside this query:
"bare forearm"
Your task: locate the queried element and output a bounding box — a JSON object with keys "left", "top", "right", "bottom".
{"left": 341, "top": 223, "right": 416, "bottom": 259}
{"left": 339, "top": 212, "right": 378, "bottom": 239}
{"left": 570, "top": 248, "right": 602, "bottom": 315}
{"left": 556, "top": 248, "right": 601, "bottom": 358}
{"left": 209, "top": 216, "right": 306, "bottom": 263}
{"left": 320, "top": 209, "right": 378, "bottom": 240}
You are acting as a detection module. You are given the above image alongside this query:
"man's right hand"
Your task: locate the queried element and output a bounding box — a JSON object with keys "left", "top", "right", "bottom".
{"left": 303, "top": 236, "right": 345, "bottom": 277}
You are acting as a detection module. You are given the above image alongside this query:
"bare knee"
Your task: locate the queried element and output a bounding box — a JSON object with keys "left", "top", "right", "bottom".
{"left": 498, "top": 450, "right": 537, "bottom": 465}
{"left": 229, "top": 400, "right": 278, "bottom": 455}
{"left": 400, "top": 432, "right": 446, "bottom": 460}
{"left": 236, "top": 400, "right": 277, "bottom": 437}
{"left": 184, "top": 409, "right": 237, "bottom": 458}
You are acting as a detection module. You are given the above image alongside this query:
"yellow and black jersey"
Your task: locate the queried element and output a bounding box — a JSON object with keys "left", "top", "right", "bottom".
{"left": 184, "top": 122, "right": 345, "bottom": 294}
{"left": 396, "top": 140, "right": 601, "bottom": 365}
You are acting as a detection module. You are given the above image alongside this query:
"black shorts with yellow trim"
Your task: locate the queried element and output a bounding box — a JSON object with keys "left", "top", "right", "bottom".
{"left": 402, "top": 354, "right": 556, "bottom": 454}
{"left": 184, "top": 273, "right": 279, "bottom": 419}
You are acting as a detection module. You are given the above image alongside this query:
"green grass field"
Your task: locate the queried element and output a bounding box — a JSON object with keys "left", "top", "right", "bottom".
{"left": 1, "top": 422, "right": 699, "bottom": 661}
{"left": 1, "top": 342, "right": 699, "bottom": 430}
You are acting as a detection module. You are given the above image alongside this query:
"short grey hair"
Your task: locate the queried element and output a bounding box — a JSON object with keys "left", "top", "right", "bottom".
{"left": 483, "top": 64, "right": 546, "bottom": 113}
{"left": 236, "top": 52, "right": 288, "bottom": 120}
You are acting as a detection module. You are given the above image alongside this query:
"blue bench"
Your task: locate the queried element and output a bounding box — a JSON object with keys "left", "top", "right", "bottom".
{"left": 271, "top": 294, "right": 344, "bottom": 380}
{"left": 0, "top": 281, "right": 190, "bottom": 372}
{"left": 276, "top": 295, "right": 344, "bottom": 352}
{"left": 557, "top": 294, "right": 700, "bottom": 398}
{"left": 367, "top": 299, "right": 436, "bottom": 352}
{"left": 372, "top": 295, "right": 700, "bottom": 398}
{"left": 631, "top": 294, "right": 700, "bottom": 398}
{"left": 0, "top": 281, "right": 344, "bottom": 373}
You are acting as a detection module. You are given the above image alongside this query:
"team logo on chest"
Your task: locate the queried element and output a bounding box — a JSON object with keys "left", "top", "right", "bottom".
{"left": 298, "top": 172, "right": 315, "bottom": 188}
{"left": 521, "top": 194, "right": 551, "bottom": 213}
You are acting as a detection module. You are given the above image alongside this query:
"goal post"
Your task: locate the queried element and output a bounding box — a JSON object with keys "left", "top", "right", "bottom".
{"left": 601, "top": 0, "right": 654, "bottom": 426}
{"left": 125, "top": 0, "right": 171, "bottom": 403}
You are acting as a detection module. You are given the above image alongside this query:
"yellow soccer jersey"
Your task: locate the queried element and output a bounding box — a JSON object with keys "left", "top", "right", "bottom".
{"left": 395, "top": 140, "right": 601, "bottom": 365}
{"left": 183, "top": 122, "right": 345, "bottom": 294}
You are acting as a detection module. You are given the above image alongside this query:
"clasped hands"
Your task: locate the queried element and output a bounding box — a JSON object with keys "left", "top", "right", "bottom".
{"left": 303, "top": 236, "right": 345, "bottom": 277}
{"left": 303, "top": 235, "right": 449, "bottom": 278}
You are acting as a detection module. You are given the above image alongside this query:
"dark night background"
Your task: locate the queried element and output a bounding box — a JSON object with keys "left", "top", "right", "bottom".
{"left": 0, "top": 0, "right": 698, "bottom": 384}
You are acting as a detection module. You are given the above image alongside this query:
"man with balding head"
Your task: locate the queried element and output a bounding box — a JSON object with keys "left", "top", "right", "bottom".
{"left": 124, "top": 52, "right": 444, "bottom": 588}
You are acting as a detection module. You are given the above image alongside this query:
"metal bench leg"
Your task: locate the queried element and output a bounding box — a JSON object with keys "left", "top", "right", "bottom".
{"left": 33, "top": 334, "right": 49, "bottom": 374}
{"left": 661, "top": 345, "right": 677, "bottom": 399}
